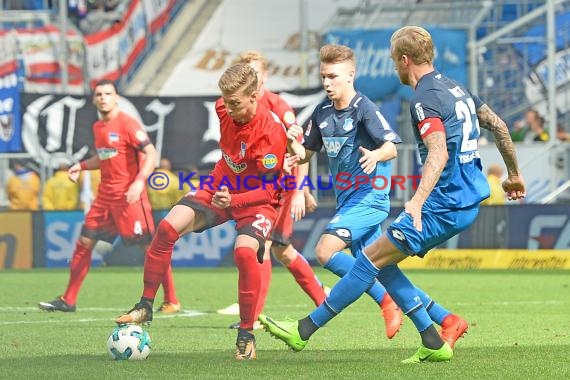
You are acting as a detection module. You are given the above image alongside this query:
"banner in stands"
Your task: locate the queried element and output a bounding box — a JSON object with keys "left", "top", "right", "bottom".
{"left": 0, "top": 30, "right": 18, "bottom": 77}
{"left": 514, "top": 11, "right": 570, "bottom": 115}
{"left": 142, "top": 0, "right": 176, "bottom": 33}
{"left": 20, "top": 89, "right": 325, "bottom": 169}
{"left": 324, "top": 28, "right": 468, "bottom": 101}
{"left": 15, "top": 26, "right": 85, "bottom": 94}
{"left": 0, "top": 72, "right": 21, "bottom": 152}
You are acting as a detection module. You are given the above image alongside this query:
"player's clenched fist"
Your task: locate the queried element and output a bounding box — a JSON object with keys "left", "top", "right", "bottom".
{"left": 212, "top": 186, "right": 231, "bottom": 209}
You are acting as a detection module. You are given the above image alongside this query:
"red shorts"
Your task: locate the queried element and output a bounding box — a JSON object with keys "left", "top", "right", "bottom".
{"left": 271, "top": 189, "right": 294, "bottom": 246}
{"left": 178, "top": 190, "right": 279, "bottom": 260}
{"left": 82, "top": 197, "right": 155, "bottom": 244}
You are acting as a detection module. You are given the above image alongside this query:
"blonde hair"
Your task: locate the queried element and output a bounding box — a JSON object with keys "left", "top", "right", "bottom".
{"left": 319, "top": 44, "right": 356, "bottom": 67}
{"left": 390, "top": 26, "right": 434, "bottom": 65}
{"left": 233, "top": 50, "right": 268, "bottom": 72}
{"left": 218, "top": 63, "right": 258, "bottom": 95}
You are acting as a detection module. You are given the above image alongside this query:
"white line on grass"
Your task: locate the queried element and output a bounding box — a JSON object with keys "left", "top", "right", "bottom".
{"left": 0, "top": 310, "right": 207, "bottom": 326}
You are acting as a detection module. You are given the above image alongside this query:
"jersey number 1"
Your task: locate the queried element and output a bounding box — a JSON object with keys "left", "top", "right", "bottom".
{"left": 455, "top": 98, "right": 480, "bottom": 152}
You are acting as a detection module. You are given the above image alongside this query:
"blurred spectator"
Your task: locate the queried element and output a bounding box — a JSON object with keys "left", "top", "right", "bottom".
{"left": 556, "top": 124, "right": 570, "bottom": 142}
{"left": 42, "top": 163, "right": 80, "bottom": 210}
{"left": 78, "top": 168, "right": 101, "bottom": 211}
{"left": 79, "top": 0, "right": 121, "bottom": 35}
{"left": 3, "top": 0, "right": 45, "bottom": 10}
{"left": 512, "top": 108, "right": 549, "bottom": 143}
{"left": 147, "top": 158, "right": 181, "bottom": 210}
{"left": 481, "top": 163, "right": 506, "bottom": 205}
{"left": 7, "top": 160, "right": 40, "bottom": 210}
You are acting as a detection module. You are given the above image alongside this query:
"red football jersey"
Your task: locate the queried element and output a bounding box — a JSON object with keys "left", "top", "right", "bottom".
{"left": 212, "top": 98, "right": 287, "bottom": 205}
{"left": 92, "top": 112, "right": 151, "bottom": 203}
{"left": 260, "top": 91, "right": 297, "bottom": 129}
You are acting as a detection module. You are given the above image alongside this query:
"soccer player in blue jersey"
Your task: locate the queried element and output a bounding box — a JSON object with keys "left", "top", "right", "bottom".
{"left": 259, "top": 27, "right": 526, "bottom": 363}
{"left": 272, "top": 44, "right": 404, "bottom": 338}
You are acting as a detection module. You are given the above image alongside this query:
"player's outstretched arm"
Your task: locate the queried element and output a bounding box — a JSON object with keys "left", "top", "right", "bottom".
{"left": 477, "top": 104, "right": 526, "bottom": 200}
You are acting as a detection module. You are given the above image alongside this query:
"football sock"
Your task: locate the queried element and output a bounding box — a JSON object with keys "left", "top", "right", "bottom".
{"left": 254, "top": 258, "right": 272, "bottom": 317}
{"left": 63, "top": 240, "right": 93, "bottom": 305}
{"left": 298, "top": 316, "right": 319, "bottom": 340}
{"left": 310, "top": 249, "right": 378, "bottom": 327}
{"left": 375, "top": 265, "right": 433, "bottom": 334}
{"left": 161, "top": 265, "right": 179, "bottom": 305}
{"left": 323, "top": 251, "right": 386, "bottom": 304}
{"left": 143, "top": 220, "right": 179, "bottom": 300}
{"left": 287, "top": 251, "right": 326, "bottom": 306}
{"left": 234, "top": 246, "right": 261, "bottom": 330}
{"left": 415, "top": 288, "right": 451, "bottom": 325}
{"left": 419, "top": 325, "right": 444, "bottom": 350}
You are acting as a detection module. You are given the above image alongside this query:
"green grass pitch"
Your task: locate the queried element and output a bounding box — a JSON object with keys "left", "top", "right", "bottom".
{"left": 1, "top": 268, "right": 568, "bottom": 379}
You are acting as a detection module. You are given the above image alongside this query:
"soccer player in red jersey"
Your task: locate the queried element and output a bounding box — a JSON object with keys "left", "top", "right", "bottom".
{"left": 117, "top": 63, "right": 288, "bottom": 360}
{"left": 219, "top": 51, "right": 327, "bottom": 326}
{"left": 38, "top": 80, "right": 172, "bottom": 312}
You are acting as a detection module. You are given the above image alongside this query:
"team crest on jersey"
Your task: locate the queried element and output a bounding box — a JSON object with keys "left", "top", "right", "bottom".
{"left": 108, "top": 132, "right": 119, "bottom": 143}
{"left": 239, "top": 141, "right": 246, "bottom": 158}
{"left": 97, "top": 147, "right": 118, "bottom": 160}
{"left": 414, "top": 102, "right": 425, "bottom": 121}
{"left": 319, "top": 121, "right": 328, "bottom": 129}
{"left": 261, "top": 153, "right": 278, "bottom": 169}
{"left": 342, "top": 118, "right": 354, "bottom": 132}
{"left": 322, "top": 137, "right": 349, "bottom": 158}
{"left": 223, "top": 152, "right": 247, "bottom": 173}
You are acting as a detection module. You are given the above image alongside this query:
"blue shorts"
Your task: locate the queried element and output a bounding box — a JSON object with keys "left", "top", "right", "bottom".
{"left": 387, "top": 202, "right": 480, "bottom": 257}
{"left": 324, "top": 199, "right": 389, "bottom": 252}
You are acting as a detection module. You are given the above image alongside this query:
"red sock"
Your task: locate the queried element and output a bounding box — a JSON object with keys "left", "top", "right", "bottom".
{"left": 143, "top": 220, "right": 179, "bottom": 300}
{"left": 254, "top": 259, "right": 272, "bottom": 318}
{"left": 63, "top": 240, "right": 93, "bottom": 305}
{"left": 161, "top": 264, "right": 179, "bottom": 304}
{"left": 234, "top": 246, "right": 261, "bottom": 330}
{"left": 287, "top": 251, "right": 326, "bottom": 306}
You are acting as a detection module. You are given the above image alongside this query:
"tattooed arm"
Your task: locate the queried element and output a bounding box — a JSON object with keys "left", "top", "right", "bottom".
{"left": 406, "top": 130, "right": 449, "bottom": 231}
{"left": 477, "top": 104, "right": 526, "bottom": 200}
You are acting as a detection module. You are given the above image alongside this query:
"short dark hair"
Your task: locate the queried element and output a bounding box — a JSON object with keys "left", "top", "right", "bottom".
{"left": 93, "top": 79, "right": 118, "bottom": 94}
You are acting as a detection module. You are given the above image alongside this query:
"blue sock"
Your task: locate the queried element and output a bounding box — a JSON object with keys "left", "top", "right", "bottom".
{"left": 415, "top": 288, "right": 451, "bottom": 325}
{"left": 323, "top": 251, "right": 386, "bottom": 304}
{"left": 376, "top": 265, "right": 433, "bottom": 332}
{"left": 310, "top": 250, "right": 379, "bottom": 326}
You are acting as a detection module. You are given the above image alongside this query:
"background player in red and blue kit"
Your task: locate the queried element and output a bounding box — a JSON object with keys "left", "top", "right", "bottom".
{"left": 39, "top": 80, "right": 161, "bottom": 312}
{"left": 219, "top": 51, "right": 328, "bottom": 326}
{"left": 260, "top": 28, "right": 526, "bottom": 364}
{"left": 117, "top": 63, "right": 288, "bottom": 360}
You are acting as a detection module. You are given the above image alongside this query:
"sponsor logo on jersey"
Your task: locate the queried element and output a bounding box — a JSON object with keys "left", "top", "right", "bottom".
{"left": 342, "top": 117, "right": 354, "bottom": 132}
{"left": 415, "top": 102, "right": 425, "bottom": 121}
{"left": 319, "top": 121, "right": 328, "bottom": 129}
{"left": 97, "top": 147, "right": 118, "bottom": 160}
{"left": 384, "top": 132, "right": 396, "bottom": 141}
{"left": 261, "top": 153, "right": 278, "bottom": 169}
{"left": 108, "top": 132, "right": 119, "bottom": 143}
{"left": 222, "top": 152, "right": 247, "bottom": 173}
{"left": 322, "top": 136, "right": 349, "bottom": 158}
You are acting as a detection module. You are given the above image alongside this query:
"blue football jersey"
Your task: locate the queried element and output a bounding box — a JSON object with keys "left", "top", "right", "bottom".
{"left": 303, "top": 92, "right": 402, "bottom": 207}
{"left": 410, "top": 71, "right": 490, "bottom": 208}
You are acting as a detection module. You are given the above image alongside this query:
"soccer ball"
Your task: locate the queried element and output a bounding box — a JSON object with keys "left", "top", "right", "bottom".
{"left": 107, "top": 324, "right": 151, "bottom": 360}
